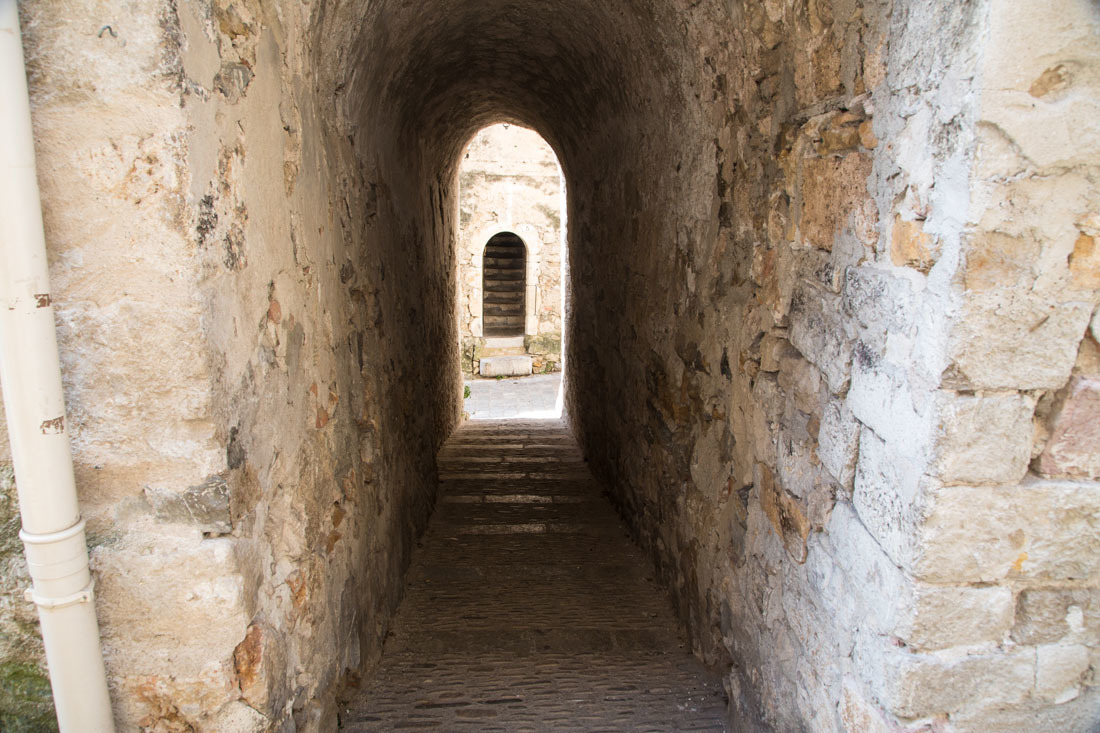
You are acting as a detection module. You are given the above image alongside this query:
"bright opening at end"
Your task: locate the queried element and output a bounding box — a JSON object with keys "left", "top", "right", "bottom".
{"left": 456, "top": 123, "right": 566, "bottom": 419}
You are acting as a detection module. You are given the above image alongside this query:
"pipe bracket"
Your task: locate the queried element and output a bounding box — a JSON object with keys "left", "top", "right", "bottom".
{"left": 24, "top": 580, "right": 95, "bottom": 610}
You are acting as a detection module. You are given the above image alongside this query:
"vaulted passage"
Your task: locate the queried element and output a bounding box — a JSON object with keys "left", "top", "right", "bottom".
{"left": 6, "top": 0, "right": 1099, "bottom": 731}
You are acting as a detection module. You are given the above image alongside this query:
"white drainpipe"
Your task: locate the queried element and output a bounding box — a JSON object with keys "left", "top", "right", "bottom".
{"left": 0, "top": 1, "right": 115, "bottom": 730}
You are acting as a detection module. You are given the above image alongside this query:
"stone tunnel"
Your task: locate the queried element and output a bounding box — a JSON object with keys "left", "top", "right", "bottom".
{"left": 1, "top": 0, "right": 1099, "bottom": 730}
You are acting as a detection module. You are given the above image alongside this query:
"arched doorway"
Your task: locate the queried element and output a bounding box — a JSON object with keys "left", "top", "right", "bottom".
{"left": 481, "top": 232, "right": 526, "bottom": 337}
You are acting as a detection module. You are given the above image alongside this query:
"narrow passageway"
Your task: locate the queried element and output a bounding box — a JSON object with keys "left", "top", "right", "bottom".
{"left": 341, "top": 420, "right": 726, "bottom": 730}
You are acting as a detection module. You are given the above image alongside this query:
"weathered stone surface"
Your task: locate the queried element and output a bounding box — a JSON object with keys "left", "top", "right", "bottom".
{"left": 932, "top": 391, "right": 1036, "bottom": 484}
{"left": 916, "top": 478, "right": 1100, "bottom": 583}
{"left": 145, "top": 476, "right": 232, "bottom": 534}
{"left": 841, "top": 265, "right": 916, "bottom": 334}
{"left": 799, "top": 154, "right": 875, "bottom": 251}
{"left": 964, "top": 231, "right": 1041, "bottom": 291}
{"left": 1012, "top": 587, "right": 1100, "bottom": 646}
{"left": 758, "top": 333, "right": 795, "bottom": 373}
{"left": 896, "top": 583, "right": 1014, "bottom": 651}
{"left": 232, "top": 622, "right": 287, "bottom": 716}
{"left": 1036, "top": 643, "right": 1091, "bottom": 703}
{"left": 776, "top": 352, "right": 821, "bottom": 415}
{"left": 479, "top": 356, "right": 534, "bottom": 377}
{"left": 1039, "top": 376, "right": 1100, "bottom": 479}
{"left": 853, "top": 427, "right": 922, "bottom": 567}
{"left": 890, "top": 217, "right": 939, "bottom": 273}
{"left": 946, "top": 295, "right": 1094, "bottom": 390}
{"left": 758, "top": 464, "right": 810, "bottom": 564}
{"left": 789, "top": 282, "right": 853, "bottom": 394}
{"left": 817, "top": 398, "right": 859, "bottom": 488}
{"left": 837, "top": 678, "right": 892, "bottom": 733}
{"left": 860, "top": 640, "right": 1035, "bottom": 719}
{"left": 847, "top": 354, "right": 929, "bottom": 456}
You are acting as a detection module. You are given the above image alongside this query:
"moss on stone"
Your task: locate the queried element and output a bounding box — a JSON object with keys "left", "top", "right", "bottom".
{"left": 524, "top": 333, "right": 562, "bottom": 356}
{"left": 0, "top": 466, "right": 55, "bottom": 732}
{"left": 461, "top": 338, "right": 483, "bottom": 375}
{"left": 0, "top": 661, "right": 56, "bottom": 732}
{"left": 535, "top": 202, "right": 560, "bottom": 229}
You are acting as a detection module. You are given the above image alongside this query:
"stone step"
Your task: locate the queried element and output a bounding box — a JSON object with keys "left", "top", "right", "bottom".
{"left": 478, "top": 355, "right": 532, "bottom": 376}
{"left": 482, "top": 290, "right": 522, "bottom": 303}
{"left": 483, "top": 305, "right": 523, "bottom": 319}
{"left": 484, "top": 268, "right": 521, "bottom": 279}
{"left": 483, "top": 246, "right": 524, "bottom": 259}
{"left": 483, "top": 256, "right": 525, "bottom": 268}
{"left": 483, "top": 318, "right": 524, "bottom": 332}
{"left": 483, "top": 335, "right": 524, "bottom": 349}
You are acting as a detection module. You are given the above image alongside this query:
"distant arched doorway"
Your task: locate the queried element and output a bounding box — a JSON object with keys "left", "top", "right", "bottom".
{"left": 482, "top": 232, "right": 527, "bottom": 336}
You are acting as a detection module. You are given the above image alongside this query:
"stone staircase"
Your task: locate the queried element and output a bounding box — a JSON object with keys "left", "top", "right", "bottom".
{"left": 482, "top": 234, "right": 526, "bottom": 337}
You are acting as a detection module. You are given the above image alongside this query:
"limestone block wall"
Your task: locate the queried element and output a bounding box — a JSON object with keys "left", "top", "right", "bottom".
{"left": 1, "top": 0, "right": 460, "bottom": 729}
{"left": 566, "top": 0, "right": 1100, "bottom": 730}
{"left": 457, "top": 124, "right": 564, "bottom": 374}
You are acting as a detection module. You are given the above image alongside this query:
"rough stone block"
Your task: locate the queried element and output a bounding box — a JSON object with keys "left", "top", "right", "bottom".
{"left": 842, "top": 265, "right": 916, "bottom": 334}
{"left": 799, "top": 153, "right": 875, "bottom": 252}
{"left": 479, "top": 356, "right": 533, "bottom": 376}
{"left": 964, "top": 231, "right": 1041, "bottom": 291}
{"left": 1012, "top": 587, "right": 1100, "bottom": 646}
{"left": 853, "top": 427, "right": 922, "bottom": 567}
{"left": 751, "top": 373, "right": 783, "bottom": 466}
{"left": 93, "top": 530, "right": 251, "bottom": 727}
{"left": 758, "top": 463, "right": 810, "bottom": 563}
{"left": 1036, "top": 643, "right": 1091, "bottom": 703}
{"left": 859, "top": 637, "right": 1034, "bottom": 719}
{"left": 946, "top": 295, "right": 1093, "bottom": 390}
{"left": 794, "top": 247, "right": 844, "bottom": 292}
{"left": 948, "top": 693, "right": 1100, "bottom": 733}
{"left": 890, "top": 217, "right": 939, "bottom": 272}
{"left": 838, "top": 678, "right": 892, "bottom": 733}
{"left": 789, "top": 282, "right": 853, "bottom": 394}
{"left": 817, "top": 397, "right": 859, "bottom": 488}
{"left": 826, "top": 504, "right": 908, "bottom": 636}
{"left": 847, "top": 348, "right": 930, "bottom": 456}
{"left": 915, "top": 478, "right": 1100, "bottom": 583}
{"left": 211, "top": 700, "right": 270, "bottom": 732}
{"left": 145, "top": 475, "right": 232, "bottom": 534}
{"left": 777, "top": 353, "right": 821, "bottom": 414}
{"left": 932, "top": 391, "right": 1036, "bottom": 484}
{"left": 979, "top": 0, "right": 1100, "bottom": 169}
{"left": 1039, "top": 377, "right": 1100, "bottom": 479}
{"left": 775, "top": 416, "right": 819, "bottom": 502}
{"left": 759, "top": 333, "right": 795, "bottom": 373}
{"left": 897, "top": 584, "right": 1014, "bottom": 651}
{"left": 233, "top": 622, "right": 288, "bottom": 716}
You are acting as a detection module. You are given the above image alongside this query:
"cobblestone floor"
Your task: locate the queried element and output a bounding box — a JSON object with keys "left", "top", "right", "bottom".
{"left": 340, "top": 419, "right": 728, "bottom": 731}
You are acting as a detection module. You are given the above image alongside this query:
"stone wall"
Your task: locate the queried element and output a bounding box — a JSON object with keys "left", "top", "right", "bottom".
{"left": 457, "top": 124, "right": 563, "bottom": 374}
{"left": 2, "top": 0, "right": 460, "bottom": 729}
{"left": 567, "top": 0, "right": 1100, "bottom": 730}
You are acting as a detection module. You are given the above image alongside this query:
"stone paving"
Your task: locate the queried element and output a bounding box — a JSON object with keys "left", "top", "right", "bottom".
{"left": 340, "top": 419, "right": 728, "bottom": 731}
{"left": 463, "top": 373, "right": 563, "bottom": 419}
